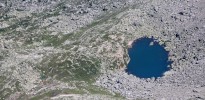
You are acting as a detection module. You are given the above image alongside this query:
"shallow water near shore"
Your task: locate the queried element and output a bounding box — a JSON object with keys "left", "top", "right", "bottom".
{"left": 126, "top": 37, "right": 171, "bottom": 78}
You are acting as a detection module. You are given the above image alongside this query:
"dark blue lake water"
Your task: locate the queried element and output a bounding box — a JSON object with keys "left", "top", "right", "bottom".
{"left": 126, "top": 37, "right": 171, "bottom": 78}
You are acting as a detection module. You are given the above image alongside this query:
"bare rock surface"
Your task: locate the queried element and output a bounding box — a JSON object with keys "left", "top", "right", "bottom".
{"left": 0, "top": 0, "right": 205, "bottom": 100}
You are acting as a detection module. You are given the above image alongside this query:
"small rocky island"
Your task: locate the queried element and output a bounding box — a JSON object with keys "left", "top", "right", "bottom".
{"left": 0, "top": 0, "right": 205, "bottom": 99}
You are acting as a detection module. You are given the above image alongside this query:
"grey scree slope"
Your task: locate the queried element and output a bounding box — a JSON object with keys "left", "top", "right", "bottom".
{"left": 0, "top": 0, "right": 205, "bottom": 99}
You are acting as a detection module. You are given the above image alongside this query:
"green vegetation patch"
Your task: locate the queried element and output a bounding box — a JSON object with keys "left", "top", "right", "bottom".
{"left": 29, "top": 90, "right": 62, "bottom": 100}
{"left": 37, "top": 52, "right": 101, "bottom": 83}
{"left": 0, "top": 88, "right": 12, "bottom": 100}
{"left": 0, "top": 76, "right": 13, "bottom": 100}
{"left": 29, "top": 85, "right": 125, "bottom": 100}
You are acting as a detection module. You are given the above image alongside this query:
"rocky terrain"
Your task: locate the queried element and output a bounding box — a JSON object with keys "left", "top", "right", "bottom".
{"left": 0, "top": 0, "right": 205, "bottom": 99}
